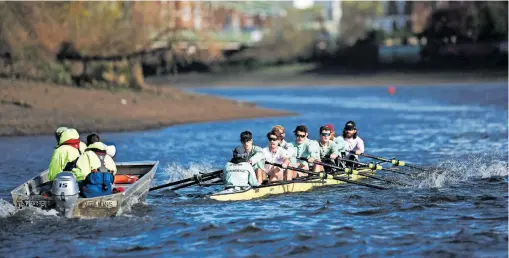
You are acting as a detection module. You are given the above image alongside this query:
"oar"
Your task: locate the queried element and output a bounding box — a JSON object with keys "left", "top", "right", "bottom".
{"left": 298, "top": 157, "right": 381, "bottom": 172}
{"left": 197, "top": 178, "right": 225, "bottom": 187}
{"left": 169, "top": 175, "right": 222, "bottom": 191}
{"left": 267, "top": 161, "right": 387, "bottom": 190}
{"left": 331, "top": 175, "right": 388, "bottom": 190}
{"left": 149, "top": 169, "right": 222, "bottom": 191}
{"left": 302, "top": 158, "right": 409, "bottom": 187}
{"left": 265, "top": 161, "right": 321, "bottom": 176}
{"left": 336, "top": 157, "right": 411, "bottom": 176}
{"left": 352, "top": 152, "right": 428, "bottom": 171}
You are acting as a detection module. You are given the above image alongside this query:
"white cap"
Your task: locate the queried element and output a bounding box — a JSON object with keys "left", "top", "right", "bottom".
{"left": 105, "top": 145, "right": 116, "bottom": 157}
{"left": 55, "top": 127, "right": 68, "bottom": 136}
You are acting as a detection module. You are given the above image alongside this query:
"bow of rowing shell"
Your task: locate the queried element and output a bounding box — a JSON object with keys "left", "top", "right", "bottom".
{"left": 210, "top": 168, "right": 374, "bottom": 201}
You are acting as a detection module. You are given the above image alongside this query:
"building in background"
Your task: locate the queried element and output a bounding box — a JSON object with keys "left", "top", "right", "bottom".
{"left": 131, "top": 1, "right": 282, "bottom": 46}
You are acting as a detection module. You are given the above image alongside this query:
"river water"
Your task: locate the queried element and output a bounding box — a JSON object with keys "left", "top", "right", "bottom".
{"left": 0, "top": 82, "right": 507, "bottom": 257}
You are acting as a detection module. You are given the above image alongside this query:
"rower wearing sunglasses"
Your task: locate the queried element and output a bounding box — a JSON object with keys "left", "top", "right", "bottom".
{"left": 316, "top": 125, "right": 342, "bottom": 172}
{"left": 261, "top": 130, "right": 292, "bottom": 183}
{"left": 339, "top": 121, "right": 365, "bottom": 164}
{"left": 289, "top": 125, "right": 320, "bottom": 174}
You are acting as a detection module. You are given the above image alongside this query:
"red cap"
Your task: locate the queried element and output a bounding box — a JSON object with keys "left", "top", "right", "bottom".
{"left": 325, "top": 124, "right": 335, "bottom": 132}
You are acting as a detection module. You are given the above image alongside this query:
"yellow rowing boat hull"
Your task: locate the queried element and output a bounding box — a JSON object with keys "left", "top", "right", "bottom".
{"left": 209, "top": 169, "right": 375, "bottom": 201}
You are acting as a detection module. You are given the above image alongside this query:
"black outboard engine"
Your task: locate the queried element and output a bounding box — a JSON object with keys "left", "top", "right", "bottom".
{"left": 51, "top": 172, "right": 80, "bottom": 218}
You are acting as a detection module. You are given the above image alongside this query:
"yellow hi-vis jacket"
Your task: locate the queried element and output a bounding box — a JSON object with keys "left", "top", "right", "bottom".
{"left": 48, "top": 129, "right": 82, "bottom": 181}
{"left": 72, "top": 142, "right": 117, "bottom": 181}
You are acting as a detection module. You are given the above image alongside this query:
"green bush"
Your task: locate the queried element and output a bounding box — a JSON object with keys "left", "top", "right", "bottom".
{"left": 45, "top": 62, "right": 72, "bottom": 85}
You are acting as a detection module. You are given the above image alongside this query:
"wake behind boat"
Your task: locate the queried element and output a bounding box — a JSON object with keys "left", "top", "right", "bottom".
{"left": 11, "top": 161, "right": 159, "bottom": 218}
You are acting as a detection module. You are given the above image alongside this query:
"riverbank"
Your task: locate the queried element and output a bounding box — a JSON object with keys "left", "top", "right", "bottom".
{"left": 0, "top": 78, "right": 294, "bottom": 136}
{"left": 147, "top": 64, "right": 508, "bottom": 88}
{"left": 1, "top": 65, "right": 506, "bottom": 136}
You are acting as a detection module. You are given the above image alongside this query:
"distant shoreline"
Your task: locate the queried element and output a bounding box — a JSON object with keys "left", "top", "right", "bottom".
{"left": 147, "top": 65, "right": 508, "bottom": 88}
{"left": 1, "top": 65, "right": 506, "bottom": 137}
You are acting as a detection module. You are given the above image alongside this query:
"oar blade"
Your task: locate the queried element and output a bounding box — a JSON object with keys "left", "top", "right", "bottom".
{"left": 358, "top": 152, "right": 428, "bottom": 172}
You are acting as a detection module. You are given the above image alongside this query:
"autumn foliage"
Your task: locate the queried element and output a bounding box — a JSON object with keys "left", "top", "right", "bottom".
{"left": 0, "top": 2, "right": 175, "bottom": 88}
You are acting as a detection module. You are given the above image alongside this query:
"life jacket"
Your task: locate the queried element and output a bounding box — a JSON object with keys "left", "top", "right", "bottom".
{"left": 81, "top": 148, "right": 114, "bottom": 198}
{"left": 57, "top": 139, "right": 82, "bottom": 171}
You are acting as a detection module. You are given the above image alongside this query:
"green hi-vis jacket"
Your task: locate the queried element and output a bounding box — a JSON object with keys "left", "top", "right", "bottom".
{"left": 289, "top": 139, "right": 320, "bottom": 165}
{"left": 48, "top": 129, "right": 81, "bottom": 181}
{"left": 72, "top": 142, "right": 118, "bottom": 181}
{"left": 223, "top": 162, "right": 260, "bottom": 187}
{"left": 318, "top": 140, "right": 341, "bottom": 160}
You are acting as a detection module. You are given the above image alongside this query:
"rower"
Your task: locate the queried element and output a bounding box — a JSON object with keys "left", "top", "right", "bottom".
{"left": 325, "top": 123, "right": 346, "bottom": 156}
{"left": 223, "top": 148, "right": 260, "bottom": 189}
{"left": 289, "top": 125, "right": 320, "bottom": 174}
{"left": 317, "top": 125, "right": 341, "bottom": 173}
{"left": 234, "top": 131, "right": 266, "bottom": 184}
{"left": 338, "top": 121, "right": 365, "bottom": 166}
{"left": 262, "top": 130, "right": 291, "bottom": 182}
{"left": 271, "top": 125, "right": 293, "bottom": 151}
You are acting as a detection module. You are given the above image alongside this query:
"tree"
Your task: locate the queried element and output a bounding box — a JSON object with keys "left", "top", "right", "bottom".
{"left": 339, "top": 1, "right": 384, "bottom": 46}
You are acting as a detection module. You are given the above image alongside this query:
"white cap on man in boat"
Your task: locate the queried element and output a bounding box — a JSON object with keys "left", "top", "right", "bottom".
{"left": 55, "top": 127, "right": 68, "bottom": 142}
{"left": 106, "top": 145, "right": 116, "bottom": 157}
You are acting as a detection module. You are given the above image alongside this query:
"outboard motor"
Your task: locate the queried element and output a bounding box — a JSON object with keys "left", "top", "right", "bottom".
{"left": 51, "top": 172, "right": 80, "bottom": 218}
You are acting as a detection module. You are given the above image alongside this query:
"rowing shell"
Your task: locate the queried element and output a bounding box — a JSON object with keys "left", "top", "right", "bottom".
{"left": 209, "top": 168, "right": 375, "bottom": 201}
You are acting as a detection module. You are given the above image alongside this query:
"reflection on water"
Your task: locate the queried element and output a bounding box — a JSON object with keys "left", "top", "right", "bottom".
{"left": 0, "top": 82, "right": 507, "bottom": 257}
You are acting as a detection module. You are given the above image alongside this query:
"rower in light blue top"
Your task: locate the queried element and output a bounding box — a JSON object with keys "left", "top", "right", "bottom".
{"left": 289, "top": 125, "right": 320, "bottom": 175}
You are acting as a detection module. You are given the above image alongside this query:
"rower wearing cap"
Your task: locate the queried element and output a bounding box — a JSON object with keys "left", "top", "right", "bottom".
{"left": 234, "top": 131, "right": 266, "bottom": 183}
{"left": 223, "top": 148, "right": 260, "bottom": 189}
{"left": 325, "top": 124, "right": 346, "bottom": 155}
{"left": 289, "top": 125, "right": 320, "bottom": 174}
{"left": 338, "top": 121, "right": 365, "bottom": 162}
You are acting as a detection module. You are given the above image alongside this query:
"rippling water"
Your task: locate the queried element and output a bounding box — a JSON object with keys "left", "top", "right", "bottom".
{"left": 0, "top": 82, "right": 507, "bottom": 257}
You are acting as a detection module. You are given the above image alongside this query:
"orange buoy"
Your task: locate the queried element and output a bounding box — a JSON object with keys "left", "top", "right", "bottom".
{"left": 114, "top": 175, "right": 139, "bottom": 184}
{"left": 387, "top": 86, "right": 396, "bottom": 95}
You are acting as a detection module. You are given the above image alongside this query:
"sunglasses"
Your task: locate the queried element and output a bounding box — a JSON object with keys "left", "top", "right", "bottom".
{"left": 295, "top": 134, "right": 306, "bottom": 138}
{"left": 268, "top": 137, "right": 278, "bottom": 142}
{"left": 241, "top": 138, "right": 252, "bottom": 143}
{"left": 321, "top": 132, "right": 331, "bottom": 136}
